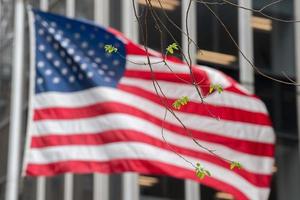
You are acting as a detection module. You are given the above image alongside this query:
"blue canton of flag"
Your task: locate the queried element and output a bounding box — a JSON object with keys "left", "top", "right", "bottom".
{"left": 32, "top": 9, "right": 126, "bottom": 93}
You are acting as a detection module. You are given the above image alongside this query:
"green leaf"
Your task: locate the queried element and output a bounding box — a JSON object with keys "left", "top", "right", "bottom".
{"left": 172, "top": 96, "right": 189, "bottom": 110}
{"left": 104, "top": 44, "right": 118, "bottom": 54}
{"left": 230, "top": 161, "right": 242, "bottom": 170}
{"left": 209, "top": 84, "right": 223, "bottom": 94}
{"left": 195, "top": 162, "right": 211, "bottom": 179}
{"left": 166, "top": 43, "right": 179, "bottom": 55}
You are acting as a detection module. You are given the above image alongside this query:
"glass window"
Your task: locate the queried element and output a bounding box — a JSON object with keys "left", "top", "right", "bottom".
{"left": 49, "top": 0, "right": 66, "bottom": 15}
{"left": 74, "top": 174, "right": 93, "bottom": 200}
{"left": 253, "top": 0, "right": 295, "bottom": 76}
{"left": 75, "top": 0, "right": 94, "bottom": 20}
{"left": 0, "top": 0, "right": 14, "bottom": 123}
{"left": 110, "top": 0, "right": 122, "bottom": 31}
{"left": 196, "top": 1, "right": 239, "bottom": 72}
{"left": 138, "top": 0, "right": 182, "bottom": 54}
{"left": 109, "top": 174, "right": 122, "bottom": 200}
{"left": 140, "top": 175, "right": 184, "bottom": 200}
{"left": 46, "top": 176, "right": 64, "bottom": 200}
{"left": 253, "top": 0, "right": 297, "bottom": 136}
{"left": 255, "top": 75, "right": 297, "bottom": 137}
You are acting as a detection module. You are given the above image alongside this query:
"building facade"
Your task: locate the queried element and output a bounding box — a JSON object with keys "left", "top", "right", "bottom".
{"left": 0, "top": 0, "right": 300, "bottom": 200}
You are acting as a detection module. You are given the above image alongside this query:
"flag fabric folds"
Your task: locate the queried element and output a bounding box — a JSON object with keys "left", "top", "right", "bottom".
{"left": 23, "top": 9, "right": 275, "bottom": 200}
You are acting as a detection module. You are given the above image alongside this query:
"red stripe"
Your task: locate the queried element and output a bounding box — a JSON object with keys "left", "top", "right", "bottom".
{"left": 119, "top": 83, "right": 271, "bottom": 125}
{"left": 26, "top": 159, "right": 250, "bottom": 200}
{"left": 33, "top": 102, "right": 274, "bottom": 157}
{"left": 30, "top": 130, "right": 272, "bottom": 187}
{"left": 124, "top": 68, "right": 211, "bottom": 95}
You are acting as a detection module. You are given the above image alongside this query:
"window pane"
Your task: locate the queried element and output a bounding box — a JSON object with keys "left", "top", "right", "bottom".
{"left": 253, "top": 0, "right": 297, "bottom": 136}
{"left": 196, "top": 1, "right": 239, "bottom": 69}
{"left": 49, "top": 0, "right": 66, "bottom": 15}
{"left": 74, "top": 174, "right": 93, "bottom": 200}
{"left": 140, "top": 175, "right": 184, "bottom": 200}
{"left": 253, "top": 0, "right": 295, "bottom": 76}
{"left": 138, "top": 0, "right": 182, "bottom": 53}
{"left": 46, "top": 176, "right": 64, "bottom": 200}
{"left": 75, "top": 0, "right": 94, "bottom": 20}
{"left": 110, "top": 0, "right": 122, "bottom": 30}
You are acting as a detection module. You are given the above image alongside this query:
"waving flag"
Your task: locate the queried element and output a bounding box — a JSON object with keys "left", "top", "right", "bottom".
{"left": 23, "top": 9, "right": 275, "bottom": 200}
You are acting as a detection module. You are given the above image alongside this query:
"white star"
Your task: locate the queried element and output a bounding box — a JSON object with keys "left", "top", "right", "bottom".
{"left": 38, "top": 29, "right": 45, "bottom": 35}
{"left": 113, "top": 60, "right": 120, "bottom": 66}
{"left": 72, "top": 66, "right": 78, "bottom": 72}
{"left": 74, "top": 55, "right": 81, "bottom": 62}
{"left": 35, "top": 15, "right": 41, "bottom": 21}
{"left": 108, "top": 71, "right": 115, "bottom": 76}
{"left": 53, "top": 60, "right": 60, "bottom": 67}
{"left": 46, "top": 52, "right": 53, "bottom": 59}
{"left": 46, "top": 36, "right": 52, "bottom": 42}
{"left": 69, "top": 75, "right": 75, "bottom": 82}
{"left": 37, "top": 61, "right": 45, "bottom": 68}
{"left": 95, "top": 57, "right": 102, "bottom": 63}
{"left": 104, "top": 77, "right": 111, "bottom": 82}
{"left": 74, "top": 33, "right": 80, "bottom": 39}
{"left": 57, "top": 30, "right": 64, "bottom": 35}
{"left": 48, "top": 27, "right": 55, "bottom": 34}
{"left": 102, "top": 64, "right": 108, "bottom": 70}
{"left": 38, "top": 45, "right": 45, "bottom": 51}
{"left": 98, "top": 69, "right": 104, "bottom": 75}
{"left": 61, "top": 68, "right": 68, "bottom": 75}
{"left": 53, "top": 43, "right": 59, "bottom": 50}
{"left": 61, "top": 39, "right": 69, "bottom": 47}
{"left": 87, "top": 71, "right": 94, "bottom": 78}
{"left": 50, "top": 22, "right": 57, "bottom": 27}
{"left": 41, "top": 21, "right": 48, "bottom": 27}
{"left": 80, "top": 63, "right": 87, "bottom": 70}
{"left": 54, "top": 34, "right": 62, "bottom": 40}
{"left": 78, "top": 73, "right": 84, "bottom": 80}
{"left": 80, "top": 25, "right": 86, "bottom": 30}
{"left": 105, "top": 53, "right": 112, "bottom": 58}
{"left": 105, "top": 34, "right": 110, "bottom": 39}
{"left": 66, "top": 58, "right": 72, "bottom": 65}
{"left": 92, "top": 63, "right": 98, "bottom": 68}
{"left": 98, "top": 43, "right": 104, "bottom": 48}
{"left": 53, "top": 77, "right": 60, "bottom": 84}
{"left": 60, "top": 51, "right": 66, "bottom": 57}
{"left": 88, "top": 50, "right": 95, "bottom": 56}
{"left": 45, "top": 69, "right": 52, "bottom": 75}
{"left": 66, "top": 24, "right": 72, "bottom": 29}
{"left": 37, "top": 77, "right": 43, "bottom": 84}
{"left": 81, "top": 42, "right": 88, "bottom": 48}
{"left": 90, "top": 34, "right": 95, "bottom": 39}
{"left": 67, "top": 48, "right": 75, "bottom": 55}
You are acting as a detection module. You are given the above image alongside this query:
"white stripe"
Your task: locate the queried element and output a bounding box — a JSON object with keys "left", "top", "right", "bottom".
{"left": 120, "top": 77, "right": 268, "bottom": 114}
{"left": 32, "top": 113, "right": 274, "bottom": 174}
{"left": 200, "top": 66, "right": 231, "bottom": 88}
{"left": 33, "top": 87, "right": 274, "bottom": 143}
{"left": 28, "top": 143, "right": 270, "bottom": 200}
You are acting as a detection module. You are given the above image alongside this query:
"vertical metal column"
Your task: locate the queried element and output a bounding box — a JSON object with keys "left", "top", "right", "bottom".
{"left": 64, "top": 1, "right": 75, "bottom": 200}
{"left": 181, "top": 1, "right": 200, "bottom": 200}
{"left": 93, "top": 1, "right": 110, "bottom": 200}
{"left": 294, "top": 0, "right": 300, "bottom": 159}
{"left": 122, "top": 0, "right": 138, "bottom": 42}
{"left": 238, "top": 0, "right": 254, "bottom": 93}
{"left": 36, "top": 2, "right": 48, "bottom": 200}
{"left": 4, "top": 0, "right": 25, "bottom": 200}
{"left": 94, "top": 0, "right": 109, "bottom": 27}
{"left": 121, "top": 1, "right": 139, "bottom": 200}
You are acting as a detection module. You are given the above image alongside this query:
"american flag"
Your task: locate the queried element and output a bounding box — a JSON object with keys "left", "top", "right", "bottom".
{"left": 23, "top": 9, "right": 275, "bottom": 200}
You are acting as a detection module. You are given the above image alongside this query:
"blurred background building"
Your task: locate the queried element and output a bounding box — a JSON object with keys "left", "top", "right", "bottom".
{"left": 0, "top": 0, "right": 300, "bottom": 200}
